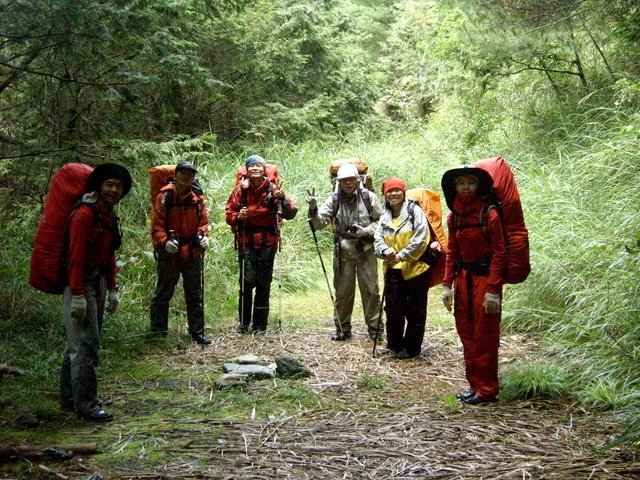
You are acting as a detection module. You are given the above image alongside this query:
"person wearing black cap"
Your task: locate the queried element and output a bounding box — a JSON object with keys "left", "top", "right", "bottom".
{"left": 150, "top": 161, "right": 211, "bottom": 345}
{"left": 61, "top": 163, "right": 132, "bottom": 422}
{"left": 440, "top": 166, "right": 507, "bottom": 405}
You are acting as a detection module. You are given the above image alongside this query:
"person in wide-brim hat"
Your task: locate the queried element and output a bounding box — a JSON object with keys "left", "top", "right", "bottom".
{"left": 440, "top": 164, "right": 506, "bottom": 406}
{"left": 440, "top": 166, "right": 492, "bottom": 212}
{"left": 85, "top": 163, "right": 132, "bottom": 198}
{"left": 61, "top": 162, "right": 132, "bottom": 423}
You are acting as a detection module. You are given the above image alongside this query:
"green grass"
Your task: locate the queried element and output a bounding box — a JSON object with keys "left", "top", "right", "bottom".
{"left": 500, "top": 360, "right": 573, "bottom": 401}
{"left": 356, "top": 373, "right": 388, "bottom": 390}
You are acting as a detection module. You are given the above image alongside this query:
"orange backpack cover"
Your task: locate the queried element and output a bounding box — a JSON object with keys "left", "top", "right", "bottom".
{"left": 406, "top": 188, "right": 448, "bottom": 287}
{"left": 29, "top": 163, "right": 94, "bottom": 294}
{"left": 474, "top": 156, "right": 530, "bottom": 284}
{"left": 148, "top": 164, "right": 176, "bottom": 208}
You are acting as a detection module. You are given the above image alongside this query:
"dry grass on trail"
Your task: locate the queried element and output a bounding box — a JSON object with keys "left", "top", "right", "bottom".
{"left": 61, "top": 326, "right": 639, "bottom": 479}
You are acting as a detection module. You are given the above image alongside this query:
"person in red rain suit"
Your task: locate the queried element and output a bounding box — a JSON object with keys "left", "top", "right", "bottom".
{"left": 225, "top": 155, "right": 298, "bottom": 334}
{"left": 440, "top": 167, "right": 507, "bottom": 405}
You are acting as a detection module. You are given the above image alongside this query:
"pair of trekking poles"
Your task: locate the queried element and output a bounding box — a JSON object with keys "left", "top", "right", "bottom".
{"left": 308, "top": 220, "right": 385, "bottom": 357}
{"left": 237, "top": 222, "right": 284, "bottom": 333}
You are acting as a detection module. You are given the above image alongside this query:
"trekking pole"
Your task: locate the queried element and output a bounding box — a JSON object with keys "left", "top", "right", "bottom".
{"left": 198, "top": 229, "right": 206, "bottom": 323}
{"left": 372, "top": 272, "right": 387, "bottom": 358}
{"left": 238, "top": 223, "right": 246, "bottom": 331}
{"left": 308, "top": 219, "right": 342, "bottom": 334}
{"left": 277, "top": 238, "right": 283, "bottom": 332}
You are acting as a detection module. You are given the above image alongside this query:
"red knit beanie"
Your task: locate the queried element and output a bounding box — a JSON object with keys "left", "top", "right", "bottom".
{"left": 382, "top": 177, "right": 407, "bottom": 195}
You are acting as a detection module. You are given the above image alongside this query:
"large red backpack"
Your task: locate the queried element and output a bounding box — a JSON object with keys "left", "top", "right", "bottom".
{"left": 29, "top": 163, "right": 94, "bottom": 294}
{"left": 442, "top": 156, "right": 530, "bottom": 285}
{"left": 474, "top": 156, "right": 530, "bottom": 284}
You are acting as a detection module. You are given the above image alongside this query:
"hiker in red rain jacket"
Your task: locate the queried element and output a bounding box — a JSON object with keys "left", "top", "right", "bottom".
{"left": 441, "top": 167, "right": 507, "bottom": 405}
{"left": 62, "top": 163, "right": 131, "bottom": 422}
{"left": 150, "top": 161, "right": 211, "bottom": 345}
{"left": 225, "top": 155, "right": 298, "bottom": 334}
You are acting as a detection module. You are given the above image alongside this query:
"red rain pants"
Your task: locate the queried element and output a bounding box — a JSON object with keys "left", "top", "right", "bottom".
{"left": 454, "top": 268, "right": 501, "bottom": 400}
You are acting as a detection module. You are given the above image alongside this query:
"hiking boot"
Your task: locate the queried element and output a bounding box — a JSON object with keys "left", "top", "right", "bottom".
{"left": 331, "top": 332, "right": 351, "bottom": 341}
{"left": 463, "top": 394, "right": 496, "bottom": 405}
{"left": 60, "top": 401, "right": 75, "bottom": 412}
{"left": 80, "top": 409, "right": 113, "bottom": 422}
{"left": 253, "top": 328, "right": 266, "bottom": 336}
{"left": 192, "top": 333, "right": 212, "bottom": 345}
{"left": 395, "top": 349, "right": 415, "bottom": 360}
{"left": 236, "top": 325, "right": 249, "bottom": 334}
{"left": 456, "top": 389, "right": 476, "bottom": 401}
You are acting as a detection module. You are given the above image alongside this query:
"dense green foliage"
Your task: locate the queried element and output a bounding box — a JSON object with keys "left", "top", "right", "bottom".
{"left": 1, "top": 0, "right": 638, "bottom": 452}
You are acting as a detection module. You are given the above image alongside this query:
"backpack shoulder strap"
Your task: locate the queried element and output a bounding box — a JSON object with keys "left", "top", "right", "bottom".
{"left": 360, "top": 189, "right": 373, "bottom": 220}
{"left": 331, "top": 191, "right": 340, "bottom": 218}
{"left": 407, "top": 199, "right": 416, "bottom": 221}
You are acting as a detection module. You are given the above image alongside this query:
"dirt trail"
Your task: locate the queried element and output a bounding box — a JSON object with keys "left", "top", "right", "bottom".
{"left": 46, "top": 327, "right": 638, "bottom": 479}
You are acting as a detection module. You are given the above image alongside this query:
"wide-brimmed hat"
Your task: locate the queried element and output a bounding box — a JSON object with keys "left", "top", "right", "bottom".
{"left": 85, "top": 163, "right": 132, "bottom": 197}
{"left": 441, "top": 166, "right": 493, "bottom": 210}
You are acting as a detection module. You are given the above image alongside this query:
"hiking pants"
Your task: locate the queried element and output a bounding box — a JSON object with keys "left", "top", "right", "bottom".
{"left": 150, "top": 258, "right": 205, "bottom": 336}
{"left": 60, "top": 268, "right": 105, "bottom": 415}
{"left": 333, "top": 249, "right": 381, "bottom": 335}
{"left": 238, "top": 244, "right": 277, "bottom": 331}
{"left": 454, "top": 268, "right": 502, "bottom": 400}
{"left": 384, "top": 269, "right": 429, "bottom": 356}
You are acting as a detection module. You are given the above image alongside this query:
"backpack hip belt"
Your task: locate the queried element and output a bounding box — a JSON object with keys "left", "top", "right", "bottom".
{"left": 456, "top": 256, "right": 492, "bottom": 276}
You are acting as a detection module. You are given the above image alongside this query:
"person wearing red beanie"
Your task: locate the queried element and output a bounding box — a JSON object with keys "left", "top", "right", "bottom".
{"left": 374, "top": 177, "right": 433, "bottom": 359}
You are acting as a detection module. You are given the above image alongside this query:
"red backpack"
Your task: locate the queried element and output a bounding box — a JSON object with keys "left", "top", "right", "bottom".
{"left": 442, "top": 157, "right": 530, "bottom": 285}
{"left": 236, "top": 163, "right": 279, "bottom": 187}
{"left": 473, "top": 156, "right": 530, "bottom": 284}
{"left": 29, "top": 163, "right": 94, "bottom": 294}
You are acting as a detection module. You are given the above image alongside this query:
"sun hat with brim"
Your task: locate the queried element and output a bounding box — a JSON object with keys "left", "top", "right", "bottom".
{"left": 336, "top": 163, "right": 360, "bottom": 181}
{"left": 85, "top": 163, "right": 132, "bottom": 197}
{"left": 441, "top": 166, "right": 493, "bottom": 211}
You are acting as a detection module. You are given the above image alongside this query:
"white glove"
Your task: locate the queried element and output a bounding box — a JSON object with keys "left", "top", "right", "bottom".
{"left": 199, "top": 236, "right": 209, "bottom": 250}
{"left": 306, "top": 187, "right": 317, "bottom": 211}
{"left": 106, "top": 290, "right": 120, "bottom": 314}
{"left": 70, "top": 295, "right": 87, "bottom": 322}
{"left": 442, "top": 286, "right": 453, "bottom": 312}
{"left": 483, "top": 292, "right": 501, "bottom": 313}
{"left": 352, "top": 225, "right": 369, "bottom": 238}
{"left": 165, "top": 239, "right": 178, "bottom": 254}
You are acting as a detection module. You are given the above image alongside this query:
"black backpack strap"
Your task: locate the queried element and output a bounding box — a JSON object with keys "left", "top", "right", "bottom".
{"left": 453, "top": 203, "right": 497, "bottom": 242}
{"left": 360, "top": 189, "right": 373, "bottom": 221}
